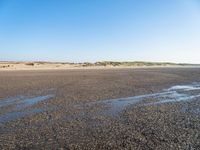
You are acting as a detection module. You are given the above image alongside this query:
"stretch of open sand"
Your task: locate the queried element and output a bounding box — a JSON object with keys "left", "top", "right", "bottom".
{"left": 0, "top": 61, "right": 193, "bottom": 71}
{"left": 0, "top": 68, "right": 200, "bottom": 149}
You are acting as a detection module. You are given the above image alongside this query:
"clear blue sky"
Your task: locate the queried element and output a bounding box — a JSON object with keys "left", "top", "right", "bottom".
{"left": 0, "top": 0, "right": 200, "bottom": 63}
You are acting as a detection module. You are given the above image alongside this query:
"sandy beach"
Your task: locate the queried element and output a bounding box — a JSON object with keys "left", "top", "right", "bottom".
{"left": 0, "top": 68, "right": 200, "bottom": 149}
{"left": 1, "top": 0, "right": 200, "bottom": 149}
{"left": 0, "top": 61, "right": 195, "bottom": 71}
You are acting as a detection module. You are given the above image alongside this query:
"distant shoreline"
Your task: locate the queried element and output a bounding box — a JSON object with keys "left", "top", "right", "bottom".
{"left": 0, "top": 61, "right": 199, "bottom": 71}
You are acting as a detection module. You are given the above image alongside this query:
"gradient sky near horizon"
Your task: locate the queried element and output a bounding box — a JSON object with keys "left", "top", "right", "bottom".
{"left": 0, "top": 0, "right": 200, "bottom": 63}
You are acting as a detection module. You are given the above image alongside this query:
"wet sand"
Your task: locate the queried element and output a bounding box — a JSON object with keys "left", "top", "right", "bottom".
{"left": 0, "top": 68, "right": 200, "bottom": 149}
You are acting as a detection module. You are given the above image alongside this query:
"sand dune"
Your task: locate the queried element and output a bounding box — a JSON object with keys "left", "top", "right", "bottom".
{"left": 0, "top": 61, "right": 197, "bottom": 70}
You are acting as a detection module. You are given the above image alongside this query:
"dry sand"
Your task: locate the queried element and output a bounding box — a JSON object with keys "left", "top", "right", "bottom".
{"left": 0, "top": 61, "right": 193, "bottom": 71}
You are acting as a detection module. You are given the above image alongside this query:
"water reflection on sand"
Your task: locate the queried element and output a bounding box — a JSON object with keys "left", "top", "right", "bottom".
{"left": 0, "top": 94, "right": 54, "bottom": 123}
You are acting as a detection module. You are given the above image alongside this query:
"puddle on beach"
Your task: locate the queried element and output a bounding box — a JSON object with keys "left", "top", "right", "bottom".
{"left": 85, "top": 82, "right": 200, "bottom": 116}
{"left": 1, "top": 83, "right": 200, "bottom": 124}
{"left": 0, "top": 94, "right": 54, "bottom": 124}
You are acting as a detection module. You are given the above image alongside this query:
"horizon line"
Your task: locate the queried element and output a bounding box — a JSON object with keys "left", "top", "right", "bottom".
{"left": 0, "top": 60, "right": 200, "bottom": 65}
